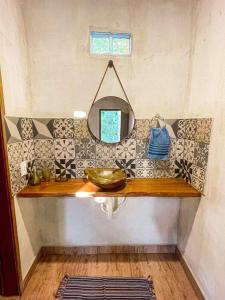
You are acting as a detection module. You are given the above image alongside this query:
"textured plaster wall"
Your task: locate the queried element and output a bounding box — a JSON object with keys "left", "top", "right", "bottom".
{"left": 3, "top": 4, "right": 225, "bottom": 298}
{"left": 21, "top": 0, "right": 194, "bottom": 118}
{"left": 13, "top": 0, "right": 196, "bottom": 279}
{"left": 178, "top": 0, "right": 225, "bottom": 299}
{"left": 0, "top": 0, "right": 31, "bottom": 116}
{"left": 32, "top": 197, "right": 179, "bottom": 246}
{"left": 0, "top": 0, "right": 39, "bottom": 279}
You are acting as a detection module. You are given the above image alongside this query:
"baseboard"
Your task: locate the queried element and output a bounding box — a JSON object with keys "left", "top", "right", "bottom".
{"left": 42, "top": 244, "right": 176, "bottom": 255}
{"left": 20, "top": 244, "right": 175, "bottom": 290}
{"left": 20, "top": 245, "right": 204, "bottom": 300}
{"left": 175, "top": 247, "right": 205, "bottom": 300}
{"left": 21, "top": 247, "right": 43, "bottom": 292}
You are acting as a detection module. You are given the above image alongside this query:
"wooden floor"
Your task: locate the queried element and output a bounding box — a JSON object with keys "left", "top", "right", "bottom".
{"left": 1, "top": 253, "right": 199, "bottom": 299}
{"left": 13, "top": 253, "right": 198, "bottom": 300}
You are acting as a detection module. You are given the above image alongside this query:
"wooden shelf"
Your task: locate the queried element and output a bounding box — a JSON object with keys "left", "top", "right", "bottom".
{"left": 17, "top": 178, "right": 201, "bottom": 198}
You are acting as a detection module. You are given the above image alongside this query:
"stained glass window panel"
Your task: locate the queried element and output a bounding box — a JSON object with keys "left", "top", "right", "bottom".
{"left": 100, "top": 110, "right": 121, "bottom": 143}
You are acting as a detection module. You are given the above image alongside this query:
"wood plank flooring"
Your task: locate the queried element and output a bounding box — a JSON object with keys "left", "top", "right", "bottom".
{"left": 16, "top": 253, "right": 199, "bottom": 300}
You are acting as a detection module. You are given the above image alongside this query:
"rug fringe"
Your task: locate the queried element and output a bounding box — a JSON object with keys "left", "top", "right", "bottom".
{"left": 55, "top": 274, "right": 70, "bottom": 299}
{"left": 147, "top": 275, "right": 157, "bottom": 300}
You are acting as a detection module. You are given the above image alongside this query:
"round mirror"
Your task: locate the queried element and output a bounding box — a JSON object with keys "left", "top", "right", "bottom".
{"left": 88, "top": 96, "right": 135, "bottom": 144}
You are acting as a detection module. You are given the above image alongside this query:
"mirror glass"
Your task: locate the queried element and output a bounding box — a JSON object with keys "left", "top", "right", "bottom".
{"left": 88, "top": 96, "right": 135, "bottom": 143}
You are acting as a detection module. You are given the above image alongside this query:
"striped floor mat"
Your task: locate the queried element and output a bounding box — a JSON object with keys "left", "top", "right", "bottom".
{"left": 55, "top": 275, "right": 156, "bottom": 299}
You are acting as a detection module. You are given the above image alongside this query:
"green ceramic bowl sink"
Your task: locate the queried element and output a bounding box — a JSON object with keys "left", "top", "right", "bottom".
{"left": 84, "top": 168, "right": 127, "bottom": 190}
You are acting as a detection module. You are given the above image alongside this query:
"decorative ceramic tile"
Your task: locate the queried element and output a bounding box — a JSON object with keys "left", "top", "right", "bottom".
{"left": 35, "top": 159, "right": 55, "bottom": 177}
{"left": 75, "top": 138, "right": 95, "bottom": 159}
{"left": 5, "top": 117, "right": 22, "bottom": 143}
{"left": 136, "top": 119, "right": 151, "bottom": 139}
{"left": 155, "top": 160, "right": 174, "bottom": 177}
{"left": 74, "top": 119, "right": 91, "bottom": 138}
{"left": 116, "top": 139, "right": 136, "bottom": 159}
{"left": 95, "top": 160, "right": 117, "bottom": 168}
{"left": 115, "top": 159, "right": 136, "bottom": 178}
{"left": 136, "top": 159, "right": 155, "bottom": 169}
{"left": 192, "top": 164, "right": 206, "bottom": 182}
{"left": 170, "top": 119, "right": 180, "bottom": 138}
{"left": 176, "top": 139, "right": 185, "bottom": 159}
{"left": 20, "top": 118, "right": 34, "bottom": 140}
{"left": 75, "top": 159, "right": 95, "bottom": 169}
{"left": 7, "top": 142, "right": 23, "bottom": 167}
{"left": 34, "top": 139, "right": 54, "bottom": 159}
{"left": 185, "top": 119, "right": 197, "bottom": 140}
{"left": 54, "top": 139, "right": 75, "bottom": 159}
{"left": 74, "top": 159, "right": 95, "bottom": 178}
{"left": 194, "top": 142, "right": 209, "bottom": 169}
{"left": 168, "top": 138, "right": 177, "bottom": 160}
{"left": 5, "top": 117, "right": 212, "bottom": 186}
{"left": 96, "top": 142, "right": 116, "bottom": 159}
{"left": 55, "top": 159, "right": 76, "bottom": 179}
{"left": 155, "top": 169, "right": 173, "bottom": 178}
{"left": 177, "top": 120, "right": 186, "bottom": 139}
{"left": 25, "top": 161, "right": 33, "bottom": 181}
{"left": 53, "top": 118, "right": 74, "bottom": 138}
{"left": 155, "top": 160, "right": 171, "bottom": 170}
{"left": 175, "top": 159, "right": 192, "bottom": 183}
{"left": 183, "top": 139, "right": 195, "bottom": 163}
{"left": 136, "top": 139, "right": 148, "bottom": 159}
{"left": 9, "top": 167, "right": 26, "bottom": 195}
{"left": 191, "top": 176, "right": 204, "bottom": 193}
{"left": 177, "top": 119, "right": 198, "bottom": 140}
{"left": 136, "top": 169, "right": 154, "bottom": 178}
{"left": 22, "top": 140, "right": 35, "bottom": 162}
{"left": 195, "top": 118, "right": 212, "bottom": 144}
{"left": 33, "top": 118, "right": 53, "bottom": 139}
{"left": 75, "top": 169, "right": 86, "bottom": 178}
{"left": 9, "top": 167, "right": 21, "bottom": 195}
{"left": 169, "top": 160, "right": 176, "bottom": 177}
{"left": 136, "top": 159, "right": 155, "bottom": 178}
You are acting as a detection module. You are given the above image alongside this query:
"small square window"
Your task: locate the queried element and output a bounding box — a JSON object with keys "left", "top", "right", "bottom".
{"left": 90, "top": 32, "right": 131, "bottom": 56}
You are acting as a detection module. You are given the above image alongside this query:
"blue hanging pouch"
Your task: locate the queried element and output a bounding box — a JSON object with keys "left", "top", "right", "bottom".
{"left": 147, "top": 127, "right": 171, "bottom": 160}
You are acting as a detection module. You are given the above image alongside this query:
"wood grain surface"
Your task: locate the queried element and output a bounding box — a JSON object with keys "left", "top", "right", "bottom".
{"left": 19, "top": 253, "right": 199, "bottom": 300}
{"left": 17, "top": 178, "right": 201, "bottom": 198}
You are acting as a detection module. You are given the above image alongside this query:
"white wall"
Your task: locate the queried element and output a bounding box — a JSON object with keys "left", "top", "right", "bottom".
{"left": 4, "top": 4, "right": 225, "bottom": 298}
{"left": 178, "top": 0, "right": 225, "bottom": 299}
{"left": 15, "top": 0, "right": 194, "bottom": 280}
{"left": 1, "top": 0, "right": 194, "bottom": 280}
{"left": 0, "top": 0, "right": 36, "bottom": 279}
{"left": 16, "top": 195, "right": 180, "bottom": 278}
{"left": 21, "top": 0, "right": 194, "bottom": 118}
{"left": 15, "top": 197, "right": 43, "bottom": 278}
{"left": 0, "top": 0, "right": 31, "bottom": 116}
{"left": 33, "top": 197, "right": 179, "bottom": 246}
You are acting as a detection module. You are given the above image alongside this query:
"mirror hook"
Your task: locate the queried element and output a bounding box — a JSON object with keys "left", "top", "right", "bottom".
{"left": 108, "top": 60, "right": 114, "bottom": 68}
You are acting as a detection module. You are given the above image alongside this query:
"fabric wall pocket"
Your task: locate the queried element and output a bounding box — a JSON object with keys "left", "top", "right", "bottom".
{"left": 147, "top": 127, "right": 171, "bottom": 160}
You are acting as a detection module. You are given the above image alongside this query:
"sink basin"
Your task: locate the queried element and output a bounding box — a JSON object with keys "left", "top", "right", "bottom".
{"left": 84, "top": 168, "right": 127, "bottom": 190}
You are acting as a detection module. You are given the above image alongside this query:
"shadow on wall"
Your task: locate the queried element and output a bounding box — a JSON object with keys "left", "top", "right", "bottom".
{"left": 16, "top": 197, "right": 43, "bottom": 255}
{"left": 177, "top": 197, "right": 201, "bottom": 253}
{"left": 17, "top": 197, "right": 180, "bottom": 247}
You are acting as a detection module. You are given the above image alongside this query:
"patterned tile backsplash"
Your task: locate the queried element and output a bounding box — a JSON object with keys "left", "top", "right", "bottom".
{"left": 4, "top": 117, "right": 212, "bottom": 195}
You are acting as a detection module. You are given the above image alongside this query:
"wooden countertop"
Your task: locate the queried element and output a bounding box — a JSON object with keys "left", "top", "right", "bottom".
{"left": 17, "top": 178, "right": 201, "bottom": 198}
